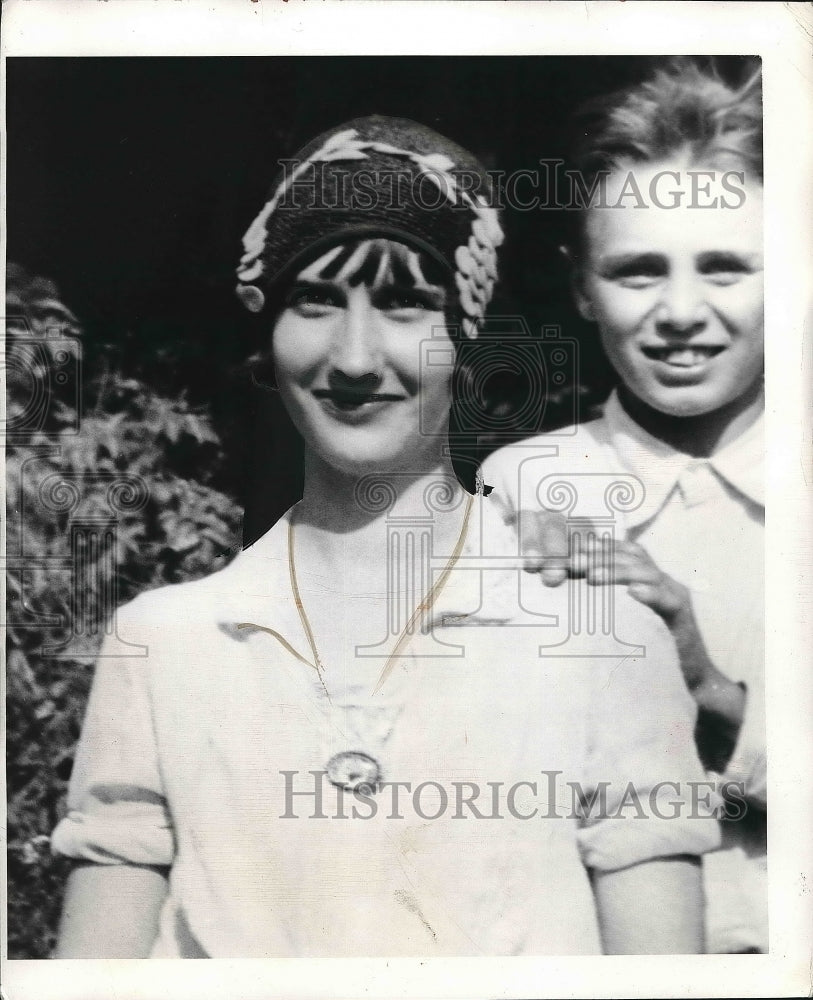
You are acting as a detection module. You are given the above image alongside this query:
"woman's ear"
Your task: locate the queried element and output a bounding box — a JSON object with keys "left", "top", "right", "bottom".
{"left": 559, "top": 244, "right": 595, "bottom": 322}
{"left": 245, "top": 351, "right": 278, "bottom": 392}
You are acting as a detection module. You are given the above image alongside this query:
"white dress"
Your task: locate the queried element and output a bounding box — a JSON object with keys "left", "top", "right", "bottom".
{"left": 52, "top": 495, "right": 720, "bottom": 956}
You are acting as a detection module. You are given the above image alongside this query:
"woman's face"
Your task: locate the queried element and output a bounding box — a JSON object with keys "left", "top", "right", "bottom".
{"left": 272, "top": 239, "right": 454, "bottom": 477}
{"left": 575, "top": 160, "right": 764, "bottom": 418}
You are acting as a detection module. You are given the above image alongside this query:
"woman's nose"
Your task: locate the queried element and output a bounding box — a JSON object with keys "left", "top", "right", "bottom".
{"left": 329, "top": 293, "right": 382, "bottom": 379}
{"left": 654, "top": 273, "right": 709, "bottom": 333}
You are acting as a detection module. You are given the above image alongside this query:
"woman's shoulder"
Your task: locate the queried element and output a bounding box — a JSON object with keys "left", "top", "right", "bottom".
{"left": 117, "top": 569, "right": 232, "bottom": 626}
{"left": 115, "top": 513, "right": 292, "bottom": 632}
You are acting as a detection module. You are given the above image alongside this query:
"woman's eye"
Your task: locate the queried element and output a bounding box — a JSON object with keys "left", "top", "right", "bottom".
{"left": 377, "top": 289, "right": 445, "bottom": 313}
{"left": 385, "top": 295, "right": 426, "bottom": 311}
{"left": 286, "top": 286, "right": 341, "bottom": 312}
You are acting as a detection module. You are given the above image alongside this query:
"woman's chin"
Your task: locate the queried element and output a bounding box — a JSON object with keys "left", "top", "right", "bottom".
{"left": 312, "top": 446, "right": 412, "bottom": 481}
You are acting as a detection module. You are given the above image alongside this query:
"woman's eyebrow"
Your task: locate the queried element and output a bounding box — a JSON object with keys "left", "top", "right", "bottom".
{"left": 290, "top": 277, "right": 331, "bottom": 288}
{"left": 287, "top": 277, "right": 343, "bottom": 296}
{"left": 371, "top": 280, "right": 447, "bottom": 300}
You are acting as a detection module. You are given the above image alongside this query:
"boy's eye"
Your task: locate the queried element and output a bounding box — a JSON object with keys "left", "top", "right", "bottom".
{"left": 697, "top": 253, "right": 758, "bottom": 286}
{"left": 602, "top": 255, "right": 667, "bottom": 289}
{"left": 616, "top": 271, "right": 662, "bottom": 289}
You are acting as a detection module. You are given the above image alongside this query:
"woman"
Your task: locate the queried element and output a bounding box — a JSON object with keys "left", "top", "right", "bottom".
{"left": 53, "top": 116, "right": 718, "bottom": 957}
{"left": 484, "top": 61, "right": 767, "bottom": 952}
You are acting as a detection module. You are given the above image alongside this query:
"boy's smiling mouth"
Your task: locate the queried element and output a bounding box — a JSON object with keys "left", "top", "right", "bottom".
{"left": 641, "top": 344, "right": 726, "bottom": 367}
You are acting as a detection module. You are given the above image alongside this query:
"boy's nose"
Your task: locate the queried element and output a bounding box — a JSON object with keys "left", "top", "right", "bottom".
{"left": 654, "top": 274, "right": 709, "bottom": 334}
{"left": 330, "top": 295, "right": 382, "bottom": 379}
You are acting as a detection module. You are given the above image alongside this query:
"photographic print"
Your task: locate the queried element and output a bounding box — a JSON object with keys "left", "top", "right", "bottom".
{"left": 3, "top": 3, "right": 811, "bottom": 999}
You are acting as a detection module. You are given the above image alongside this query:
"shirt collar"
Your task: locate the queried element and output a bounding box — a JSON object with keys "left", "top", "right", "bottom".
{"left": 215, "top": 508, "right": 312, "bottom": 655}
{"left": 603, "top": 390, "right": 765, "bottom": 528}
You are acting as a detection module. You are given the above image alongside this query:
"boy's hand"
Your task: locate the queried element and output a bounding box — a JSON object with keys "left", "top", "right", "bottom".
{"left": 572, "top": 537, "right": 703, "bottom": 677}
{"left": 573, "top": 538, "right": 690, "bottom": 626}
{"left": 515, "top": 508, "right": 591, "bottom": 587}
{"left": 514, "top": 513, "right": 689, "bottom": 625}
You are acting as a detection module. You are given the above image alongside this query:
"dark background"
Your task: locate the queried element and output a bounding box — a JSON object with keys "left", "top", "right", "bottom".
{"left": 5, "top": 56, "right": 756, "bottom": 958}
{"left": 6, "top": 56, "right": 753, "bottom": 536}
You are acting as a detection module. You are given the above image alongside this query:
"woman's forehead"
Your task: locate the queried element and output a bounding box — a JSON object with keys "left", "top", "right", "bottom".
{"left": 295, "top": 239, "right": 446, "bottom": 288}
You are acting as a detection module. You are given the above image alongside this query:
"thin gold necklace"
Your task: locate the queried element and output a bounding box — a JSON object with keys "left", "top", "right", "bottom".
{"left": 288, "top": 492, "right": 474, "bottom": 699}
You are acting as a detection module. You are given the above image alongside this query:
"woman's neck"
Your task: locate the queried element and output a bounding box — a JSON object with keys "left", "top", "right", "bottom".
{"left": 297, "top": 450, "right": 464, "bottom": 533}
{"left": 293, "top": 450, "right": 470, "bottom": 598}
{"left": 617, "top": 379, "right": 764, "bottom": 458}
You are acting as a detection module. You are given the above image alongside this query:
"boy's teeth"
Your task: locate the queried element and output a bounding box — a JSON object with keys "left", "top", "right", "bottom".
{"left": 654, "top": 347, "right": 719, "bottom": 366}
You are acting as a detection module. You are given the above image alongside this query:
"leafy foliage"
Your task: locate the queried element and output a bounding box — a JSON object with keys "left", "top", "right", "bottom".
{"left": 6, "top": 264, "right": 243, "bottom": 958}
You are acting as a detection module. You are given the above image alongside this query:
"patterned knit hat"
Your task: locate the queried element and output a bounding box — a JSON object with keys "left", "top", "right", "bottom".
{"left": 235, "top": 116, "right": 503, "bottom": 339}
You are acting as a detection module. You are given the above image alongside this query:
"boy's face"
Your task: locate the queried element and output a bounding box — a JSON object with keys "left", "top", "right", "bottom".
{"left": 575, "top": 161, "right": 764, "bottom": 418}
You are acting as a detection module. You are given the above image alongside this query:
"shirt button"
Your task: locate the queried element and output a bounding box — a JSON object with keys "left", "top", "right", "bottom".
{"left": 679, "top": 461, "right": 712, "bottom": 507}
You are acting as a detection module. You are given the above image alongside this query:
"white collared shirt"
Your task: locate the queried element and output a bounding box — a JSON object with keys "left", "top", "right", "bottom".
{"left": 483, "top": 391, "right": 766, "bottom": 952}
{"left": 52, "top": 495, "right": 719, "bottom": 957}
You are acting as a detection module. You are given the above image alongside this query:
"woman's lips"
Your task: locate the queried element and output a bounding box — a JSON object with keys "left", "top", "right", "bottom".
{"left": 312, "top": 389, "right": 404, "bottom": 414}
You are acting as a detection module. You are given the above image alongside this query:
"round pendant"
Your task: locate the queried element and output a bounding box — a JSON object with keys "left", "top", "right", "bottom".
{"left": 326, "top": 751, "right": 381, "bottom": 792}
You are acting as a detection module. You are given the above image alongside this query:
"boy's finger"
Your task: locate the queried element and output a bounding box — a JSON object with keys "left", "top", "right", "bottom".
{"left": 628, "top": 581, "right": 660, "bottom": 606}
{"left": 540, "top": 560, "right": 569, "bottom": 587}
{"left": 569, "top": 551, "right": 590, "bottom": 577}
{"left": 627, "top": 582, "right": 679, "bottom": 621}
{"left": 566, "top": 519, "right": 603, "bottom": 558}
{"left": 512, "top": 510, "right": 541, "bottom": 571}
{"left": 517, "top": 509, "right": 568, "bottom": 572}
{"left": 539, "top": 512, "right": 569, "bottom": 559}
{"left": 585, "top": 552, "right": 656, "bottom": 586}
{"left": 572, "top": 539, "right": 619, "bottom": 577}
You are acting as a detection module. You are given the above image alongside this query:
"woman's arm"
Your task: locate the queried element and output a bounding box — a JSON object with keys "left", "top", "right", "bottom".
{"left": 55, "top": 862, "right": 169, "bottom": 958}
{"left": 592, "top": 856, "right": 704, "bottom": 954}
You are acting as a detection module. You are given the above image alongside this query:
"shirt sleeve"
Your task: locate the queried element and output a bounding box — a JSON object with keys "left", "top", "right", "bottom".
{"left": 51, "top": 598, "right": 175, "bottom": 867}
{"left": 575, "top": 592, "right": 722, "bottom": 872}
{"left": 714, "top": 679, "right": 766, "bottom": 809}
{"left": 481, "top": 428, "right": 619, "bottom": 529}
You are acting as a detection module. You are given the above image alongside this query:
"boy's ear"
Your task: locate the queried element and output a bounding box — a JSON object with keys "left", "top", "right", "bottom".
{"left": 559, "top": 244, "right": 595, "bottom": 322}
